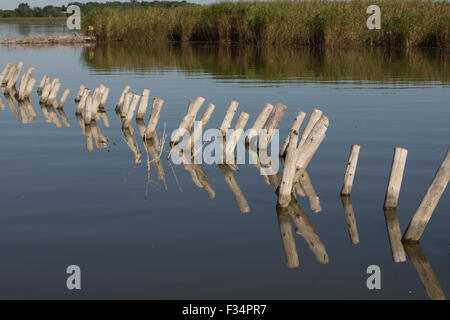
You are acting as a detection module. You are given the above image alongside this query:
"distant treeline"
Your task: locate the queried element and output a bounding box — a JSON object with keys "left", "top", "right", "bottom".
{"left": 0, "top": 1, "right": 189, "bottom": 18}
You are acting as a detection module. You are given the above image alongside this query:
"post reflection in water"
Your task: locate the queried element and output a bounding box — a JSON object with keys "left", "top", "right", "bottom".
{"left": 383, "top": 208, "right": 406, "bottom": 263}
{"left": 340, "top": 195, "right": 360, "bottom": 245}
{"left": 403, "top": 241, "right": 446, "bottom": 300}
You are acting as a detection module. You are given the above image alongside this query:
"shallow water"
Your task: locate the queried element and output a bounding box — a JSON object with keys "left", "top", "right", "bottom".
{"left": 0, "top": 25, "right": 449, "bottom": 299}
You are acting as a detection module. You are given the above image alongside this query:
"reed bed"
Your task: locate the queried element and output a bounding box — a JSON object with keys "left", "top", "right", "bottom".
{"left": 84, "top": 0, "right": 450, "bottom": 47}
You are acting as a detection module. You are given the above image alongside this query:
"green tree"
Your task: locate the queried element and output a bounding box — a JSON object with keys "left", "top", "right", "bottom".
{"left": 15, "top": 3, "right": 34, "bottom": 17}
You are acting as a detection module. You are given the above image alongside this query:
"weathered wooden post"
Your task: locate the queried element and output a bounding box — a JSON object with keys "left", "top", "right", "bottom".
{"left": 57, "top": 88, "right": 70, "bottom": 109}
{"left": 0, "top": 62, "right": 12, "bottom": 85}
{"left": 277, "top": 129, "right": 300, "bottom": 207}
{"left": 121, "top": 92, "right": 133, "bottom": 118}
{"left": 341, "top": 196, "right": 360, "bottom": 244}
{"left": 278, "top": 115, "right": 329, "bottom": 207}
{"left": 39, "top": 82, "right": 52, "bottom": 104}
{"left": 47, "top": 81, "right": 61, "bottom": 105}
{"left": 341, "top": 144, "right": 361, "bottom": 195}
{"left": 122, "top": 94, "right": 140, "bottom": 128}
{"left": 84, "top": 96, "right": 94, "bottom": 125}
{"left": 24, "top": 78, "right": 36, "bottom": 99}
{"left": 171, "top": 96, "right": 205, "bottom": 145}
{"left": 262, "top": 103, "right": 286, "bottom": 145}
{"left": 6, "top": 62, "right": 23, "bottom": 93}
{"left": 75, "top": 84, "right": 86, "bottom": 102}
{"left": 3, "top": 63, "right": 17, "bottom": 88}
{"left": 403, "top": 148, "right": 450, "bottom": 241}
{"left": 116, "top": 85, "right": 130, "bottom": 111}
{"left": 383, "top": 147, "right": 408, "bottom": 209}
{"left": 136, "top": 89, "right": 150, "bottom": 120}
{"left": 219, "top": 101, "right": 239, "bottom": 136}
{"left": 144, "top": 97, "right": 165, "bottom": 137}
{"left": 76, "top": 88, "right": 90, "bottom": 115}
{"left": 247, "top": 103, "right": 274, "bottom": 145}
{"left": 225, "top": 112, "right": 250, "bottom": 163}
{"left": 37, "top": 75, "right": 49, "bottom": 94}
{"left": 18, "top": 66, "right": 34, "bottom": 100}
{"left": 298, "top": 108, "right": 323, "bottom": 149}
{"left": 279, "top": 110, "right": 306, "bottom": 157}
{"left": 99, "top": 87, "right": 109, "bottom": 108}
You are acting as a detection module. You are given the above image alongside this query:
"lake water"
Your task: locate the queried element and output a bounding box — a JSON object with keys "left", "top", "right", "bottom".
{"left": 0, "top": 24, "right": 449, "bottom": 299}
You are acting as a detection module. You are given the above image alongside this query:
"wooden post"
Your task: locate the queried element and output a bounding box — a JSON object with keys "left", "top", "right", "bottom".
{"left": 276, "top": 210, "right": 299, "bottom": 268}
{"left": 47, "top": 81, "right": 61, "bottom": 105}
{"left": 279, "top": 115, "right": 329, "bottom": 207}
{"left": 136, "top": 89, "right": 150, "bottom": 119}
{"left": 24, "top": 78, "right": 36, "bottom": 99}
{"left": 6, "top": 62, "right": 23, "bottom": 93}
{"left": 37, "top": 75, "right": 48, "bottom": 94}
{"left": 293, "top": 115, "right": 329, "bottom": 181}
{"left": 99, "top": 87, "right": 109, "bottom": 108}
{"left": 225, "top": 112, "right": 250, "bottom": 162}
{"left": 298, "top": 108, "right": 323, "bottom": 149}
{"left": 84, "top": 96, "right": 94, "bottom": 125}
{"left": 3, "top": 64, "right": 17, "bottom": 88}
{"left": 262, "top": 103, "right": 286, "bottom": 145}
{"left": 171, "top": 96, "right": 205, "bottom": 145}
{"left": 341, "top": 196, "right": 360, "bottom": 245}
{"left": 383, "top": 209, "right": 406, "bottom": 262}
{"left": 0, "top": 62, "right": 12, "bottom": 85}
{"left": 403, "top": 148, "right": 450, "bottom": 241}
{"left": 144, "top": 97, "right": 165, "bottom": 137}
{"left": 384, "top": 147, "right": 408, "bottom": 209}
{"left": 280, "top": 110, "right": 306, "bottom": 157}
{"left": 199, "top": 103, "right": 215, "bottom": 128}
{"left": 277, "top": 129, "right": 300, "bottom": 207}
{"left": 403, "top": 241, "right": 446, "bottom": 300}
{"left": 57, "top": 88, "right": 70, "bottom": 109}
{"left": 76, "top": 88, "right": 90, "bottom": 115}
{"left": 247, "top": 103, "right": 274, "bottom": 145}
{"left": 39, "top": 82, "right": 52, "bottom": 103}
{"left": 18, "top": 66, "right": 34, "bottom": 100}
{"left": 122, "top": 94, "right": 140, "bottom": 128}
{"left": 341, "top": 144, "right": 361, "bottom": 195}
{"left": 121, "top": 92, "right": 133, "bottom": 118}
{"left": 75, "top": 84, "right": 86, "bottom": 102}
{"left": 219, "top": 100, "right": 239, "bottom": 136}
{"left": 116, "top": 85, "right": 130, "bottom": 110}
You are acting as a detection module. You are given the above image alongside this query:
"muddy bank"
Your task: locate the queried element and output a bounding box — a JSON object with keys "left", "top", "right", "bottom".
{"left": 0, "top": 33, "right": 95, "bottom": 45}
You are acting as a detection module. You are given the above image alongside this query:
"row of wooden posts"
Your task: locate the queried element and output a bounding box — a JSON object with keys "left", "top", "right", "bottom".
{"left": 1, "top": 61, "right": 449, "bottom": 246}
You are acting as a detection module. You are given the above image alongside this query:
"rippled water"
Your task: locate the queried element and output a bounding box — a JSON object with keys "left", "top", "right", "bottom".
{"left": 0, "top": 24, "right": 449, "bottom": 299}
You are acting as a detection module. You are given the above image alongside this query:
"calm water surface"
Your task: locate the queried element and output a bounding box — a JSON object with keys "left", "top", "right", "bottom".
{"left": 0, "top": 24, "right": 449, "bottom": 299}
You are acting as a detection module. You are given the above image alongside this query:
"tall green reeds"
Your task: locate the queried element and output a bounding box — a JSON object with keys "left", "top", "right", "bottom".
{"left": 83, "top": 0, "right": 450, "bottom": 47}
